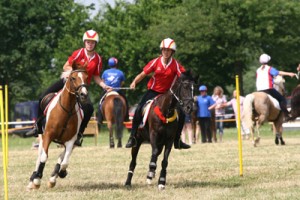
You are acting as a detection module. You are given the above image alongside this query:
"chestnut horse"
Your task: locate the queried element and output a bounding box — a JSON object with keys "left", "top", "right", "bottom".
{"left": 27, "top": 62, "right": 88, "bottom": 190}
{"left": 98, "top": 91, "right": 127, "bottom": 148}
{"left": 242, "top": 75, "right": 285, "bottom": 147}
{"left": 125, "top": 71, "right": 195, "bottom": 190}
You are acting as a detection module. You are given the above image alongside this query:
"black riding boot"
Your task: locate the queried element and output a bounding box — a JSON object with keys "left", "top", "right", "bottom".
{"left": 74, "top": 101, "right": 94, "bottom": 147}
{"left": 125, "top": 110, "right": 142, "bottom": 148}
{"left": 25, "top": 116, "right": 44, "bottom": 137}
{"left": 125, "top": 131, "right": 137, "bottom": 148}
{"left": 280, "top": 103, "right": 291, "bottom": 122}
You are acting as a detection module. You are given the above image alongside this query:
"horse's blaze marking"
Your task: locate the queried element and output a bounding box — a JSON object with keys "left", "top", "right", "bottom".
{"left": 78, "top": 72, "right": 88, "bottom": 95}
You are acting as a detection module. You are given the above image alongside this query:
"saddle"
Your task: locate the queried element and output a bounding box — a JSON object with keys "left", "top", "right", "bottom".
{"left": 41, "top": 93, "right": 58, "bottom": 115}
{"left": 99, "top": 91, "right": 119, "bottom": 105}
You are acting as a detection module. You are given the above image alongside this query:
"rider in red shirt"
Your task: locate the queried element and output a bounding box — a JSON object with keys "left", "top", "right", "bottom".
{"left": 26, "top": 30, "right": 112, "bottom": 146}
{"left": 125, "top": 38, "right": 190, "bottom": 149}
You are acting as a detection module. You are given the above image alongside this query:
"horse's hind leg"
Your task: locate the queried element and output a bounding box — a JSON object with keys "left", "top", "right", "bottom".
{"left": 27, "top": 135, "right": 50, "bottom": 190}
{"left": 157, "top": 141, "right": 173, "bottom": 190}
{"left": 108, "top": 122, "right": 115, "bottom": 148}
{"left": 125, "top": 141, "right": 142, "bottom": 187}
{"left": 274, "top": 122, "right": 285, "bottom": 145}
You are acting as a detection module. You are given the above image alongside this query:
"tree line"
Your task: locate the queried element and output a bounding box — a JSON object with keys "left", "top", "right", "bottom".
{"left": 1, "top": 0, "right": 300, "bottom": 118}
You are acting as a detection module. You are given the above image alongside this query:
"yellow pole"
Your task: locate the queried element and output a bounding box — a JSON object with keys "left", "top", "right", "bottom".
{"left": 5, "top": 85, "right": 8, "bottom": 168}
{"left": 1, "top": 85, "right": 9, "bottom": 200}
{"left": 235, "top": 75, "right": 243, "bottom": 177}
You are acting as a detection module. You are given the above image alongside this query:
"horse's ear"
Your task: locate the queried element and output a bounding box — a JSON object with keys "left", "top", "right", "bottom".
{"left": 71, "top": 61, "right": 77, "bottom": 70}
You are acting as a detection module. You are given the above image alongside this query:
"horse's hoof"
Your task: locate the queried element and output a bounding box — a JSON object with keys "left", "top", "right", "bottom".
{"left": 146, "top": 178, "right": 152, "bottom": 185}
{"left": 110, "top": 144, "right": 115, "bottom": 148}
{"left": 275, "top": 138, "right": 279, "bottom": 145}
{"left": 47, "top": 181, "right": 56, "bottom": 188}
{"left": 33, "top": 178, "right": 41, "bottom": 187}
{"left": 158, "top": 184, "right": 165, "bottom": 190}
{"left": 281, "top": 141, "right": 286, "bottom": 145}
{"left": 26, "top": 182, "right": 40, "bottom": 191}
{"left": 124, "top": 182, "right": 131, "bottom": 187}
{"left": 58, "top": 170, "right": 68, "bottom": 178}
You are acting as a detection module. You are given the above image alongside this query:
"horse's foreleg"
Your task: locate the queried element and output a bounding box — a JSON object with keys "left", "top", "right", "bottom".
{"left": 27, "top": 135, "right": 50, "bottom": 190}
{"left": 125, "top": 142, "right": 142, "bottom": 187}
{"left": 48, "top": 149, "right": 67, "bottom": 188}
{"left": 158, "top": 143, "right": 172, "bottom": 190}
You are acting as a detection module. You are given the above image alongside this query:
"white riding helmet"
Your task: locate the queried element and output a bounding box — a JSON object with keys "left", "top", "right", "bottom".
{"left": 259, "top": 53, "right": 271, "bottom": 64}
{"left": 82, "top": 30, "right": 99, "bottom": 43}
{"left": 160, "top": 38, "right": 176, "bottom": 51}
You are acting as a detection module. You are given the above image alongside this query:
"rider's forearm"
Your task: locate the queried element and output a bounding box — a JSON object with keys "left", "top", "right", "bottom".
{"left": 63, "top": 61, "right": 72, "bottom": 72}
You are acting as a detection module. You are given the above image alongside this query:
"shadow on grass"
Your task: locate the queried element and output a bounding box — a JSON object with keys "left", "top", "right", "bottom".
{"left": 72, "top": 176, "right": 243, "bottom": 191}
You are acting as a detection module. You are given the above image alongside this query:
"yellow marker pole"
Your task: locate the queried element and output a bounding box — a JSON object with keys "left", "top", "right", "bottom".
{"left": 5, "top": 85, "right": 8, "bottom": 168}
{"left": 236, "top": 75, "right": 243, "bottom": 177}
{"left": 0, "top": 85, "right": 9, "bottom": 200}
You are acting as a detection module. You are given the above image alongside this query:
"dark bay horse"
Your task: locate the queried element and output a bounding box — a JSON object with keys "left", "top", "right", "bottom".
{"left": 290, "top": 84, "right": 300, "bottom": 120}
{"left": 98, "top": 91, "right": 127, "bottom": 148}
{"left": 242, "top": 75, "right": 286, "bottom": 147}
{"left": 27, "top": 62, "right": 89, "bottom": 190}
{"left": 125, "top": 71, "right": 195, "bottom": 190}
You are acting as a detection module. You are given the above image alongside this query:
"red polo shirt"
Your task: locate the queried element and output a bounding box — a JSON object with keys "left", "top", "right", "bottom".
{"left": 143, "top": 56, "right": 185, "bottom": 93}
{"left": 68, "top": 48, "right": 102, "bottom": 84}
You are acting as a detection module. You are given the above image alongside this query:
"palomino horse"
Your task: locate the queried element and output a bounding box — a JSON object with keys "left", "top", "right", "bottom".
{"left": 27, "top": 62, "right": 88, "bottom": 190}
{"left": 98, "top": 91, "right": 127, "bottom": 148}
{"left": 125, "top": 71, "right": 195, "bottom": 190}
{"left": 242, "top": 75, "right": 286, "bottom": 147}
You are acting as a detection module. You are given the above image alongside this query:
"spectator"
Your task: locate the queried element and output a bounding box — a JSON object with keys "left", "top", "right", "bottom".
{"left": 212, "top": 86, "right": 227, "bottom": 142}
{"left": 223, "top": 90, "right": 250, "bottom": 140}
{"left": 194, "top": 85, "right": 215, "bottom": 143}
{"left": 181, "top": 114, "right": 193, "bottom": 145}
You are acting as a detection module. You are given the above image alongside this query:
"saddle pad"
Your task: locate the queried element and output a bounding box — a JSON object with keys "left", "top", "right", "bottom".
{"left": 139, "top": 100, "right": 154, "bottom": 128}
{"left": 267, "top": 94, "right": 280, "bottom": 110}
{"left": 106, "top": 91, "right": 119, "bottom": 97}
{"left": 99, "top": 91, "right": 119, "bottom": 105}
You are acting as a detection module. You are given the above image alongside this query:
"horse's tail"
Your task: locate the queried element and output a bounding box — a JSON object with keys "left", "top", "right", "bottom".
{"left": 243, "top": 93, "right": 255, "bottom": 131}
{"left": 113, "top": 97, "right": 124, "bottom": 139}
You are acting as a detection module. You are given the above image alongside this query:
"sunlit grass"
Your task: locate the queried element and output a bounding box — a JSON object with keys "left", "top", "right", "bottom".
{"left": 1, "top": 125, "right": 300, "bottom": 200}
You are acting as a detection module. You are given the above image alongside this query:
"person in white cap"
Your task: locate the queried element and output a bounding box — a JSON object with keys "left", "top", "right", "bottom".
{"left": 26, "top": 30, "right": 112, "bottom": 146}
{"left": 256, "top": 53, "right": 296, "bottom": 121}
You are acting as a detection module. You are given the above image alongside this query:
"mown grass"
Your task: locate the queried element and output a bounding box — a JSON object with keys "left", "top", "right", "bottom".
{"left": 1, "top": 125, "right": 300, "bottom": 200}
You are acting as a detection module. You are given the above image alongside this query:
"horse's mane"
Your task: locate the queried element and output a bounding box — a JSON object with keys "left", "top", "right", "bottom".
{"left": 72, "top": 61, "right": 88, "bottom": 70}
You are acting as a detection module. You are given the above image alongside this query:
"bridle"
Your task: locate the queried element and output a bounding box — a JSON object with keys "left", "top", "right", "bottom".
{"left": 57, "top": 69, "right": 88, "bottom": 139}
{"left": 66, "top": 69, "right": 89, "bottom": 100}
{"left": 170, "top": 79, "right": 194, "bottom": 107}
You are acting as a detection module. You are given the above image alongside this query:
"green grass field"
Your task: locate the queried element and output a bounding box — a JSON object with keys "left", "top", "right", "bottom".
{"left": 1, "top": 125, "right": 300, "bottom": 200}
